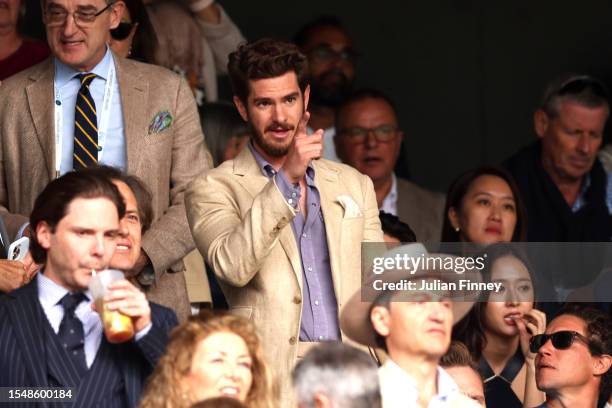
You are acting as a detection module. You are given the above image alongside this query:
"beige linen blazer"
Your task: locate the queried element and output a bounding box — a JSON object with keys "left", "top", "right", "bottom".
{"left": 396, "top": 177, "right": 445, "bottom": 243}
{"left": 0, "top": 55, "right": 211, "bottom": 321}
{"left": 186, "top": 147, "right": 384, "bottom": 405}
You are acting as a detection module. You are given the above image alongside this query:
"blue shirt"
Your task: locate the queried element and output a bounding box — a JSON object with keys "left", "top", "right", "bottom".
{"left": 248, "top": 143, "right": 340, "bottom": 342}
{"left": 572, "top": 172, "right": 612, "bottom": 213}
{"left": 54, "top": 47, "right": 126, "bottom": 175}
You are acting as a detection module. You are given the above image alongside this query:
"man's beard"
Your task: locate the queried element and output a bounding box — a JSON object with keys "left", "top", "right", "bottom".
{"left": 310, "top": 69, "right": 354, "bottom": 108}
{"left": 250, "top": 121, "right": 296, "bottom": 158}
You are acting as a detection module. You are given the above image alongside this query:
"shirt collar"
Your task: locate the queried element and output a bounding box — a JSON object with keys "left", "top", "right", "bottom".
{"left": 382, "top": 358, "right": 459, "bottom": 400}
{"left": 248, "top": 140, "right": 315, "bottom": 180}
{"left": 37, "top": 271, "right": 92, "bottom": 309}
{"left": 54, "top": 46, "right": 113, "bottom": 88}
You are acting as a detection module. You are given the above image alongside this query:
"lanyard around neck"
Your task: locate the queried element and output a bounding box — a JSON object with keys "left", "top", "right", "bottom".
{"left": 53, "top": 60, "right": 116, "bottom": 178}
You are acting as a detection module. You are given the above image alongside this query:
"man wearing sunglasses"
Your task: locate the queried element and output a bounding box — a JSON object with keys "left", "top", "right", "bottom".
{"left": 504, "top": 74, "right": 612, "bottom": 242}
{"left": 531, "top": 305, "right": 611, "bottom": 408}
{"left": 334, "top": 89, "right": 445, "bottom": 242}
{"left": 0, "top": 0, "right": 211, "bottom": 321}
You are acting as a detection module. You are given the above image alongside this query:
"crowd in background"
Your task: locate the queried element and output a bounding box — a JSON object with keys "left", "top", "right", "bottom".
{"left": 0, "top": 0, "right": 611, "bottom": 407}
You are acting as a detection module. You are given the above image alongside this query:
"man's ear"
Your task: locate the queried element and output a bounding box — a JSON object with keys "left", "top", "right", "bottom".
{"left": 233, "top": 96, "right": 249, "bottom": 122}
{"left": 593, "top": 354, "right": 612, "bottom": 376}
{"left": 108, "top": 1, "right": 125, "bottom": 30}
{"left": 36, "top": 221, "right": 53, "bottom": 251}
{"left": 303, "top": 84, "right": 310, "bottom": 111}
{"left": 534, "top": 110, "right": 550, "bottom": 139}
{"left": 370, "top": 305, "right": 391, "bottom": 337}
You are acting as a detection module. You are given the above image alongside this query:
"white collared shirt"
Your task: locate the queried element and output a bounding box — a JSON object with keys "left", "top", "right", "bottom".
{"left": 379, "top": 359, "right": 480, "bottom": 408}
{"left": 37, "top": 273, "right": 151, "bottom": 368}
{"left": 54, "top": 46, "right": 126, "bottom": 175}
{"left": 380, "top": 173, "right": 398, "bottom": 215}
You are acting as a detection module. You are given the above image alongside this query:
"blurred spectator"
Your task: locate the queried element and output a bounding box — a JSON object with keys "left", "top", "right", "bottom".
{"left": 292, "top": 342, "right": 381, "bottom": 408}
{"left": 200, "top": 101, "right": 251, "bottom": 166}
{"left": 191, "top": 397, "right": 248, "bottom": 408}
{"left": 0, "top": 0, "right": 49, "bottom": 80}
{"left": 108, "top": 0, "right": 157, "bottom": 62}
{"left": 294, "top": 16, "right": 356, "bottom": 162}
{"left": 442, "top": 166, "right": 526, "bottom": 244}
{"left": 453, "top": 244, "right": 546, "bottom": 408}
{"left": 504, "top": 74, "right": 612, "bottom": 242}
{"left": 440, "top": 341, "right": 486, "bottom": 407}
{"left": 379, "top": 210, "right": 417, "bottom": 243}
{"left": 532, "top": 305, "right": 611, "bottom": 408}
{"left": 145, "top": 0, "right": 244, "bottom": 104}
{"left": 0, "top": 213, "right": 37, "bottom": 293}
{"left": 340, "top": 243, "right": 481, "bottom": 408}
{"left": 335, "top": 89, "right": 445, "bottom": 242}
{"left": 140, "top": 313, "right": 277, "bottom": 408}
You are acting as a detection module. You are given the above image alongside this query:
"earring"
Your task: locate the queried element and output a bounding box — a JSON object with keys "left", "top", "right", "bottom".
{"left": 455, "top": 226, "right": 460, "bottom": 232}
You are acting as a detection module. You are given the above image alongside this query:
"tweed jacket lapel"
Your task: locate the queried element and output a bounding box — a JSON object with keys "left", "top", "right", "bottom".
{"left": 114, "top": 56, "right": 148, "bottom": 175}
{"left": 312, "top": 160, "right": 344, "bottom": 300}
{"left": 233, "top": 148, "right": 304, "bottom": 290}
{"left": 25, "top": 58, "right": 56, "bottom": 181}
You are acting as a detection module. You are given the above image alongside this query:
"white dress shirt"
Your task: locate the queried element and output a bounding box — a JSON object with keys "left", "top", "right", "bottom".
{"left": 54, "top": 46, "right": 126, "bottom": 175}
{"left": 380, "top": 173, "right": 398, "bottom": 215}
{"left": 37, "top": 273, "right": 151, "bottom": 368}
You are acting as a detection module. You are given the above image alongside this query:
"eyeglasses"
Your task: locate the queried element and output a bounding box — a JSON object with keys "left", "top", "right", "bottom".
{"left": 44, "top": 2, "right": 114, "bottom": 28}
{"left": 308, "top": 46, "right": 358, "bottom": 63}
{"left": 110, "top": 22, "right": 135, "bottom": 40}
{"left": 338, "top": 125, "right": 399, "bottom": 144}
{"left": 529, "top": 330, "right": 600, "bottom": 354}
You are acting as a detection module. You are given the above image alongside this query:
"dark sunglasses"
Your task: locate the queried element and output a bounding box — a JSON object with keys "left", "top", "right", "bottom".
{"left": 530, "top": 330, "right": 599, "bottom": 354}
{"left": 110, "top": 22, "right": 135, "bottom": 40}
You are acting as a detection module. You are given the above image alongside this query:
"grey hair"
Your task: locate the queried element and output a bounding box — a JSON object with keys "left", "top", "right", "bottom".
{"left": 540, "top": 73, "right": 610, "bottom": 118}
{"left": 292, "top": 343, "right": 381, "bottom": 408}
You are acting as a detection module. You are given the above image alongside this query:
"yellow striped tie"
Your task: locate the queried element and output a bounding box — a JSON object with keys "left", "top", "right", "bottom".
{"left": 73, "top": 73, "right": 98, "bottom": 170}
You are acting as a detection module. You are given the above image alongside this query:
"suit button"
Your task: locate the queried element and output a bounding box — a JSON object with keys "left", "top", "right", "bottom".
{"left": 293, "top": 295, "right": 302, "bottom": 304}
{"left": 289, "top": 336, "right": 297, "bottom": 345}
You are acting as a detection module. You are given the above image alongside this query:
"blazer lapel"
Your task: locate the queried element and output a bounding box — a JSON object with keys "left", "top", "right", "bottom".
{"left": 6, "top": 281, "right": 49, "bottom": 389}
{"left": 313, "top": 161, "right": 344, "bottom": 299}
{"left": 233, "top": 148, "right": 304, "bottom": 290}
{"left": 25, "top": 59, "right": 56, "bottom": 181}
{"left": 115, "top": 57, "right": 148, "bottom": 174}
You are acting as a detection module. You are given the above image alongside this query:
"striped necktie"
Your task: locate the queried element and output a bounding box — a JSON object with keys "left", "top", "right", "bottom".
{"left": 73, "top": 73, "right": 99, "bottom": 170}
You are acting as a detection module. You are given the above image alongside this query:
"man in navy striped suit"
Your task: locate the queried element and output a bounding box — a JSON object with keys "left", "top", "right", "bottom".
{"left": 0, "top": 171, "right": 178, "bottom": 408}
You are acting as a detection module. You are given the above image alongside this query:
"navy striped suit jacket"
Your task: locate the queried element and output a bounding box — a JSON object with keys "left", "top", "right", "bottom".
{"left": 0, "top": 279, "right": 178, "bottom": 407}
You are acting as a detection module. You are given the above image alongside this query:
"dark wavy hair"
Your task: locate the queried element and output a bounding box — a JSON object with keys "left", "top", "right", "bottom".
{"left": 441, "top": 166, "right": 527, "bottom": 242}
{"left": 227, "top": 38, "right": 310, "bottom": 105}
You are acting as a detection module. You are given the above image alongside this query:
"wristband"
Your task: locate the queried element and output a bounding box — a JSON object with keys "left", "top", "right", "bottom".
{"left": 189, "top": 0, "right": 214, "bottom": 13}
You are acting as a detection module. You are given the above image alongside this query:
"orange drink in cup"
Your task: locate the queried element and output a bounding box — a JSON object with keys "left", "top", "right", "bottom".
{"left": 89, "top": 269, "right": 135, "bottom": 343}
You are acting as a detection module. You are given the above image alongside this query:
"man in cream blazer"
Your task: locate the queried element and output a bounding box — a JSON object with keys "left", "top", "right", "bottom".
{"left": 186, "top": 38, "right": 383, "bottom": 405}
{"left": 0, "top": 0, "right": 210, "bottom": 320}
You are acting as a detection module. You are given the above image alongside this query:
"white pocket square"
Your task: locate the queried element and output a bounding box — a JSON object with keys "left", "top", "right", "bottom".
{"left": 336, "top": 195, "right": 362, "bottom": 218}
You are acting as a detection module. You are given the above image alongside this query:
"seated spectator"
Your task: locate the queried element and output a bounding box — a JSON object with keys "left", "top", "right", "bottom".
{"left": 145, "top": 0, "right": 244, "bottom": 103}
{"left": 294, "top": 16, "right": 356, "bottom": 161}
{"left": 442, "top": 166, "right": 526, "bottom": 245}
{"left": 335, "top": 89, "right": 445, "bottom": 242}
{"left": 191, "top": 397, "right": 247, "bottom": 408}
{"left": 503, "top": 74, "right": 612, "bottom": 242}
{"left": 0, "top": 0, "right": 49, "bottom": 80}
{"left": 453, "top": 244, "right": 546, "bottom": 408}
{"left": 0, "top": 170, "right": 178, "bottom": 407}
{"left": 292, "top": 342, "right": 381, "bottom": 408}
{"left": 109, "top": 0, "right": 157, "bottom": 62}
{"left": 340, "top": 243, "right": 481, "bottom": 408}
{"left": 440, "top": 341, "right": 486, "bottom": 407}
{"left": 200, "top": 101, "right": 251, "bottom": 166}
{"left": 532, "top": 304, "right": 611, "bottom": 408}
{"left": 140, "top": 313, "right": 277, "bottom": 408}
{"left": 379, "top": 210, "right": 417, "bottom": 243}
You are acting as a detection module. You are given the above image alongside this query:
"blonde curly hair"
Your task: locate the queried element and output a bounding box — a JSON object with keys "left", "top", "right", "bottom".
{"left": 139, "top": 313, "right": 278, "bottom": 408}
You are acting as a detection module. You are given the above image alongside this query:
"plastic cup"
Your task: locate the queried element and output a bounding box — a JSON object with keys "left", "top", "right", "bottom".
{"left": 89, "top": 269, "right": 135, "bottom": 344}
